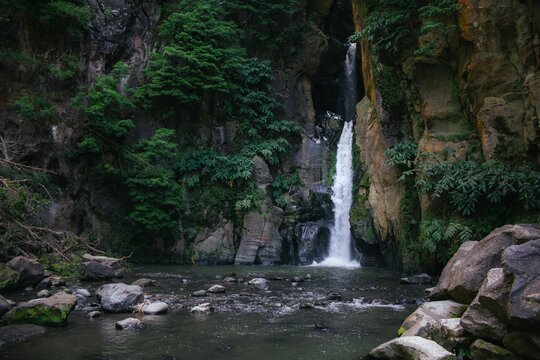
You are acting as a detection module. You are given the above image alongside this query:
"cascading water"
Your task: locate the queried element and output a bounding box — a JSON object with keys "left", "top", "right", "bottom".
{"left": 316, "top": 43, "right": 360, "bottom": 268}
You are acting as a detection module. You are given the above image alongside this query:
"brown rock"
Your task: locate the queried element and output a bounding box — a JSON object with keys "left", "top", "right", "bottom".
{"left": 470, "top": 339, "right": 516, "bottom": 360}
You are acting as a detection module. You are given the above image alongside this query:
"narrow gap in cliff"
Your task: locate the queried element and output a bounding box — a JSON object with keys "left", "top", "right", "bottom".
{"left": 311, "top": 0, "right": 364, "bottom": 122}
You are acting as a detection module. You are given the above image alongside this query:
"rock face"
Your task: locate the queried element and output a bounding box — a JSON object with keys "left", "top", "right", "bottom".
{"left": 95, "top": 283, "right": 143, "bottom": 313}
{"left": 192, "top": 221, "right": 236, "bottom": 265}
{"left": 366, "top": 336, "right": 456, "bottom": 360}
{"left": 3, "top": 291, "right": 76, "bottom": 326}
{"left": 7, "top": 257, "right": 45, "bottom": 287}
{"left": 430, "top": 225, "right": 540, "bottom": 303}
{"left": 295, "top": 222, "right": 330, "bottom": 264}
{"left": 0, "top": 264, "right": 20, "bottom": 292}
{"left": 502, "top": 239, "right": 540, "bottom": 330}
{"left": 234, "top": 205, "right": 285, "bottom": 265}
{"left": 80, "top": 254, "right": 124, "bottom": 280}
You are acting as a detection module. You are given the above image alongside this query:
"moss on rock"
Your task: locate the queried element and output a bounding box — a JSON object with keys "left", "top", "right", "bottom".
{"left": 0, "top": 264, "right": 20, "bottom": 292}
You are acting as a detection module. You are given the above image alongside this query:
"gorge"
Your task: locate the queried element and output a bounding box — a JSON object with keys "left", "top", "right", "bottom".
{"left": 0, "top": 0, "right": 540, "bottom": 359}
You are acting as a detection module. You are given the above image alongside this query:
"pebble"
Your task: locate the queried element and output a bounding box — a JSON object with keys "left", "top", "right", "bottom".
{"left": 37, "top": 290, "right": 50, "bottom": 298}
{"left": 192, "top": 290, "right": 207, "bottom": 297}
{"left": 87, "top": 311, "right": 102, "bottom": 319}
{"left": 76, "top": 289, "right": 91, "bottom": 297}
{"left": 208, "top": 285, "right": 226, "bottom": 293}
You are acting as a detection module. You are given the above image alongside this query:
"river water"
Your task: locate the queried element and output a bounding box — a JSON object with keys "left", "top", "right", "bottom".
{"left": 2, "top": 265, "right": 426, "bottom": 360}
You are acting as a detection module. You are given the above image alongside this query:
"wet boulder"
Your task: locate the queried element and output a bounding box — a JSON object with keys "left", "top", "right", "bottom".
{"left": 429, "top": 318, "right": 471, "bottom": 352}
{"left": 190, "top": 303, "right": 213, "bottom": 315}
{"left": 399, "top": 300, "right": 467, "bottom": 337}
{"left": 460, "top": 300, "right": 508, "bottom": 341}
{"left": 248, "top": 278, "right": 269, "bottom": 290}
{"left": 0, "top": 264, "right": 20, "bottom": 292}
{"left": 79, "top": 254, "right": 124, "bottom": 281}
{"left": 7, "top": 256, "right": 44, "bottom": 287}
{"left": 3, "top": 291, "right": 77, "bottom": 326}
{"left": 95, "top": 283, "right": 143, "bottom": 313}
{"left": 430, "top": 225, "right": 540, "bottom": 303}
{"left": 142, "top": 302, "right": 168, "bottom": 315}
{"left": 366, "top": 336, "right": 456, "bottom": 360}
{"left": 115, "top": 317, "right": 145, "bottom": 330}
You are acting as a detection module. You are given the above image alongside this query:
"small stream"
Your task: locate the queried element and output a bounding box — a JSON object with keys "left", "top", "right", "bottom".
{"left": 2, "top": 265, "right": 426, "bottom": 360}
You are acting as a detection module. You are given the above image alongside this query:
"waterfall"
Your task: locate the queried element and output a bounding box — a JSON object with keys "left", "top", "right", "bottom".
{"left": 315, "top": 43, "right": 360, "bottom": 268}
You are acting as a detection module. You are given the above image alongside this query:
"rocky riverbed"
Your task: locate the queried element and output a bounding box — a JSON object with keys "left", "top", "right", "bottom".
{"left": 0, "top": 265, "right": 427, "bottom": 360}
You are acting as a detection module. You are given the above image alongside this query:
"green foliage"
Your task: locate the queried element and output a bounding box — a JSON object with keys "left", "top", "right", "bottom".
{"left": 224, "top": 0, "right": 306, "bottom": 59}
{"left": 270, "top": 174, "right": 301, "bottom": 208}
{"left": 39, "top": 0, "right": 92, "bottom": 36}
{"left": 375, "top": 66, "right": 405, "bottom": 112}
{"left": 0, "top": 0, "right": 91, "bottom": 37}
{"left": 419, "top": 219, "right": 474, "bottom": 263}
{"left": 48, "top": 54, "right": 80, "bottom": 82}
{"left": 417, "top": 160, "right": 540, "bottom": 216}
{"left": 72, "top": 62, "right": 134, "bottom": 166}
{"left": 15, "top": 95, "right": 55, "bottom": 122}
{"left": 415, "top": 0, "right": 460, "bottom": 56}
{"left": 349, "top": 0, "right": 418, "bottom": 55}
{"left": 384, "top": 141, "right": 418, "bottom": 170}
{"left": 126, "top": 129, "right": 185, "bottom": 235}
{"left": 139, "top": 0, "right": 245, "bottom": 111}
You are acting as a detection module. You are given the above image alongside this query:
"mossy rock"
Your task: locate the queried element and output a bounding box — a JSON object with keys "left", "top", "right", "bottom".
{"left": 0, "top": 264, "right": 20, "bottom": 293}
{"left": 3, "top": 292, "right": 76, "bottom": 327}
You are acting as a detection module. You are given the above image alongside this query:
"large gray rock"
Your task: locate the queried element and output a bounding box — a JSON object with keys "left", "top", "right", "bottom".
{"left": 0, "top": 264, "right": 19, "bottom": 292}
{"left": 80, "top": 254, "right": 124, "bottom": 280}
{"left": 95, "top": 283, "right": 143, "bottom": 313}
{"left": 3, "top": 291, "right": 77, "bottom": 326}
{"left": 193, "top": 221, "right": 236, "bottom": 265}
{"left": 501, "top": 239, "right": 540, "bottom": 330}
{"left": 460, "top": 299, "right": 508, "bottom": 341}
{"left": 470, "top": 339, "right": 516, "bottom": 360}
{"left": 430, "top": 225, "right": 540, "bottom": 303}
{"left": 400, "top": 300, "right": 467, "bottom": 337}
{"left": 248, "top": 278, "right": 269, "bottom": 290}
{"left": 234, "top": 205, "right": 285, "bottom": 265}
{"left": 476, "top": 268, "right": 509, "bottom": 322}
{"left": 430, "top": 318, "right": 472, "bottom": 351}
{"left": 503, "top": 332, "right": 540, "bottom": 360}
{"left": 208, "top": 285, "right": 226, "bottom": 293}
{"left": 366, "top": 336, "right": 456, "bottom": 360}
{"left": 252, "top": 155, "right": 273, "bottom": 189}
{"left": 7, "top": 256, "right": 44, "bottom": 287}
{"left": 0, "top": 324, "right": 46, "bottom": 348}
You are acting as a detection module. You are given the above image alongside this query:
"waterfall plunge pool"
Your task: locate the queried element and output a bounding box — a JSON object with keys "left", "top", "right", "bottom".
{"left": 2, "top": 265, "right": 427, "bottom": 360}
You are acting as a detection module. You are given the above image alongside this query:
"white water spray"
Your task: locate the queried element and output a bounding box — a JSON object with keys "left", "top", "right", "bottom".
{"left": 315, "top": 43, "right": 360, "bottom": 268}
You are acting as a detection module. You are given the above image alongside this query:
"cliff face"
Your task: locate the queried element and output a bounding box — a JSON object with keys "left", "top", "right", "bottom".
{"left": 351, "top": 0, "right": 540, "bottom": 271}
